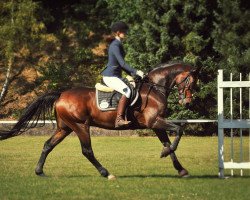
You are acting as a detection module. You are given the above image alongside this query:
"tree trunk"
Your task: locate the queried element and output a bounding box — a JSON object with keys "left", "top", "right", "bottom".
{"left": 0, "top": 57, "right": 13, "bottom": 104}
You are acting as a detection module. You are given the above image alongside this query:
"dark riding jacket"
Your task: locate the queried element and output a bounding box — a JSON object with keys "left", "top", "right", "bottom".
{"left": 102, "top": 39, "right": 137, "bottom": 78}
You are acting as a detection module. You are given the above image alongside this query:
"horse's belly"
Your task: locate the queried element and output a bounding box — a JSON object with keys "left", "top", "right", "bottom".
{"left": 90, "top": 109, "right": 117, "bottom": 129}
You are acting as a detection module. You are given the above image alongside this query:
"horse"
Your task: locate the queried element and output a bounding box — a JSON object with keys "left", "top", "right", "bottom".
{"left": 0, "top": 62, "right": 200, "bottom": 180}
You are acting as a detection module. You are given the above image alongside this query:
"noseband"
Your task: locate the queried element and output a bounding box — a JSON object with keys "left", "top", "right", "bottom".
{"left": 175, "top": 74, "right": 193, "bottom": 102}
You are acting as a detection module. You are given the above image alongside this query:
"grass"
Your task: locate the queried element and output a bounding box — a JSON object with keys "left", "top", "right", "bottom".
{"left": 0, "top": 136, "right": 249, "bottom": 200}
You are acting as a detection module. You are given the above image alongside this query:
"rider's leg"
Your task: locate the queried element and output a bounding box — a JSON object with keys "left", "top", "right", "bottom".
{"left": 103, "top": 76, "right": 132, "bottom": 128}
{"left": 115, "top": 94, "right": 131, "bottom": 127}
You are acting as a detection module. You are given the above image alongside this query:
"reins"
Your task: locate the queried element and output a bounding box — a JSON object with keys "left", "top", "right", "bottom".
{"left": 135, "top": 72, "right": 193, "bottom": 107}
{"left": 140, "top": 75, "right": 169, "bottom": 97}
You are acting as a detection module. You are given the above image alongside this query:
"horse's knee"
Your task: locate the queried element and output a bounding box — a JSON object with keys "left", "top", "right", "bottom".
{"left": 160, "top": 146, "right": 172, "bottom": 158}
{"left": 170, "top": 144, "right": 177, "bottom": 151}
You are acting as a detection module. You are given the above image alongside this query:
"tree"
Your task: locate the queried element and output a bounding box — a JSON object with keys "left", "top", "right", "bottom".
{"left": 1, "top": 0, "right": 248, "bottom": 134}
{"left": 35, "top": 0, "right": 110, "bottom": 90}
{"left": 212, "top": 0, "right": 250, "bottom": 121}
{"left": 213, "top": 0, "right": 250, "bottom": 75}
{"left": 0, "top": 0, "right": 40, "bottom": 104}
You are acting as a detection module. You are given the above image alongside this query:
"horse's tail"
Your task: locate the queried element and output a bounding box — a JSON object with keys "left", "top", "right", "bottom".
{"left": 0, "top": 92, "right": 62, "bottom": 140}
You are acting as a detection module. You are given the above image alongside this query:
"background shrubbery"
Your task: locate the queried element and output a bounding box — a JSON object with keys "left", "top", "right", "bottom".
{"left": 0, "top": 0, "right": 249, "bottom": 135}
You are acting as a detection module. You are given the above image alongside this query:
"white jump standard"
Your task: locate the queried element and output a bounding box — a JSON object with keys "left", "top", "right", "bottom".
{"left": 217, "top": 69, "right": 250, "bottom": 178}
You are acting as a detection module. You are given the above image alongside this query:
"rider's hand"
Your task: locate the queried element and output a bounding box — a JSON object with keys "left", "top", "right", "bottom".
{"left": 136, "top": 70, "right": 144, "bottom": 78}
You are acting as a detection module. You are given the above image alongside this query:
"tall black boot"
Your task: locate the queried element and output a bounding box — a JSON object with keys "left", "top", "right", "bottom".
{"left": 115, "top": 95, "right": 131, "bottom": 128}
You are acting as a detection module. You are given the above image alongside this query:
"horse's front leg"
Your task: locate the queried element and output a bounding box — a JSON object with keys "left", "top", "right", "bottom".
{"left": 153, "top": 129, "right": 188, "bottom": 177}
{"left": 151, "top": 117, "right": 183, "bottom": 153}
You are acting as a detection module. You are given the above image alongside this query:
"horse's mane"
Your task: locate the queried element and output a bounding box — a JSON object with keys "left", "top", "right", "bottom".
{"left": 147, "top": 61, "right": 193, "bottom": 73}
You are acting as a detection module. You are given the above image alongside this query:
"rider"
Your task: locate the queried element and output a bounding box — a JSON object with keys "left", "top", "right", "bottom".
{"left": 102, "top": 21, "right": 144, "bottom": 128}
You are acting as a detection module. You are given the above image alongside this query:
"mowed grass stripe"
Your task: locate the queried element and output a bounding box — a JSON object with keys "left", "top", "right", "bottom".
{"left": 0, "top": 136, "right": 249, "bottom": 200}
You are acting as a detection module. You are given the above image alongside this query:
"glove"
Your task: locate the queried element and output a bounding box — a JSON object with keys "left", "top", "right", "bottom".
{"left": 136, "top": 70, "right": 144, "bottom": 78}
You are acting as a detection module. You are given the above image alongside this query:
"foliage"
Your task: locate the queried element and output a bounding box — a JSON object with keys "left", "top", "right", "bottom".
{"left": 0, "top": 0, "right": 36, "bottom": 58}
{"left": 105, "top": 0, "right": 218, "bottom": 128}
{"left": 35, "top": 0, "right": 108, "bottom": 90}
{"left": 213, "top": 0, "right": 250, "bottom": 75}
{"left": 0, "top": 0, "right": 249, "bottom": 134}
{"left": 0, "top": 0, "right": 41, "bottom": 104}
{"left": 104, "top": 0, "right": 249, "bottom": 134}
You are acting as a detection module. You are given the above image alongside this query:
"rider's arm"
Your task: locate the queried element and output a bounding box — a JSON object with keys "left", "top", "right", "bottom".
{"left": 112, "top": 43, "right": 137, "bottom": 76}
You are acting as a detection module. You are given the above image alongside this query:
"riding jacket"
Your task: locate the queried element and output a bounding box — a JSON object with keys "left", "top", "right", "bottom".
{"left": 101, "top": 39, "right": 137, "bottom": 78}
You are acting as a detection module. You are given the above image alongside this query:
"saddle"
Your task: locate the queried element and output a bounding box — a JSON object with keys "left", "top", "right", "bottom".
{"left": 95, "top": 76, "right": 139, "bottom": 111}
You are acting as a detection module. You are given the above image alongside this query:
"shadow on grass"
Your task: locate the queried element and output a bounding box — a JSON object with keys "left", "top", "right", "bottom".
{"left": 39, "top": 173, "right": 250, "bottom": 179}
{"left": 36, "top": 174, "right": 94, "bottom": 178}
{"left": 118, "top": 174, "right": 250, "bottom": 179}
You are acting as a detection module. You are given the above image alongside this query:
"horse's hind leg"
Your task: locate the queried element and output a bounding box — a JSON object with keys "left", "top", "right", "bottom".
{"left": 72, "top": 121, "right": 115, "bottom": 180}
{"left": 154, "top": 129, "right": 189, "bottom": 177}
{"left": 35, "top": 125, "right": 72, "bottom": 176}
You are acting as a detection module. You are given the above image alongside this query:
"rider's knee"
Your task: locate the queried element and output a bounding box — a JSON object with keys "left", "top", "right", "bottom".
{"left": 123, "top": 87, "right": 131, "bottom": 98}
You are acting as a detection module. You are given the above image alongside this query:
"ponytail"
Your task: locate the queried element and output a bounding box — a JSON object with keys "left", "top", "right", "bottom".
{"left": 105, "top": 34, "right": 115, "bottom": 44}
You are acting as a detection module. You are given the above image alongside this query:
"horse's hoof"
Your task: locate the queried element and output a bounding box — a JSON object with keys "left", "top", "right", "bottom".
{"left": 178, "top": 169, "right": 189, "bottom": 178}
{"left": 35, "top": 169, "right": 46, "bottom": 177}
{"left": 108, "top": 174, "right": 116, "bottom": 181}
{"left": 36, "top": 172, "right": 47, "bottom": 177}
{"left": 160, "top": 146, "right": 171, "bottom": 158}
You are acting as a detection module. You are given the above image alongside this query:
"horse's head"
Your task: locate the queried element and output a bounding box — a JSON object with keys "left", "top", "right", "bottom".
{"left": 146, "top": 62, "right": 201, "bottom": 107}
{"left": 174, "top": 66, "right": 200, "bottom": 106}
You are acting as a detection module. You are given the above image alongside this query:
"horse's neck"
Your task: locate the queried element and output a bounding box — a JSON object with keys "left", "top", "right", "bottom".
{"left": 148, "top": 68, "right": 178, "bottom": 89}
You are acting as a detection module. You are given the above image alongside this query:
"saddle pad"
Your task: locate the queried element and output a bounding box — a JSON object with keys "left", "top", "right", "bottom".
{"left": 96, "top": 90, "right": 121, "bottom": 111}
{"left": 95, "top": 77, "right": 139, "bottom": 111}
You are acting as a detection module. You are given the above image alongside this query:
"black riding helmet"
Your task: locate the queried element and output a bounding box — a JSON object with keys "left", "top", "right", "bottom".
{"left": 111, "top": 21, "right": 129, "bottom": 33}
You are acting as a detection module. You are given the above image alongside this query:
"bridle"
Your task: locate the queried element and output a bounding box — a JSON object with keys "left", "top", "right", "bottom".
{"left": 175, "top": 74, "right": 193, "bottom": 103}
{"left": 139, "top": 73, "right": 194, "bottom": 103}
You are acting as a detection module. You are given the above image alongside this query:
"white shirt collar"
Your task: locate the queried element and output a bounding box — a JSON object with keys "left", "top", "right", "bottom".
{"left": 115, "top": 36, "right": 121, "bottom": 41}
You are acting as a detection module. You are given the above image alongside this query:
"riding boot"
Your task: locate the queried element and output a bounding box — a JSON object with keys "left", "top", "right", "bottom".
{"left": 115, "top": 95, "right": 131, "bottom": 128}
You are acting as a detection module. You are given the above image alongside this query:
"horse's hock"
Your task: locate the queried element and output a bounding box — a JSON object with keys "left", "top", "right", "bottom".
{"left": 217, "top": 69, "right": 250, "bottom": 178}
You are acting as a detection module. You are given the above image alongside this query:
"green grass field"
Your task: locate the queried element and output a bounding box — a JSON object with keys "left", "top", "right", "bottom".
{"left": 0, "top": 136, "right": 249, "bottom": 200}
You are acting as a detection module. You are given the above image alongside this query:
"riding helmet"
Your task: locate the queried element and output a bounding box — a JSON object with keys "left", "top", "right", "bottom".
{"left": 111, "top": 21, "right": 129, "bottom": 33}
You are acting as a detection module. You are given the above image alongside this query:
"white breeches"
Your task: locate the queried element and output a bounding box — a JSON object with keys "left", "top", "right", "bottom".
{"left": 103, "top": 76, "right": 131, "bottom": 98}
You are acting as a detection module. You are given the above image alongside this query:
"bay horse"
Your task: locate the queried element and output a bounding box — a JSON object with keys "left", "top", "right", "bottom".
{"left": 0, "top": 62, "right": 200, "bottom": 179}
